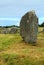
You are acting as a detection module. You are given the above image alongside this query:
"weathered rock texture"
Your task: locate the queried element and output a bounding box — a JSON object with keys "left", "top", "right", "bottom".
{"left": 20, "top": 10, "right": 38, "bottom": 43}
{"left": 0, "top": 27, "right": 17, "bottom": 34}
{"left": 9, "top": 27, "right": 17, "bottom": 34}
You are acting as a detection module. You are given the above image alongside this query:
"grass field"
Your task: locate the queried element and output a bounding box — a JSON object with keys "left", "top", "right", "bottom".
{"left": 0, "top": 27, "right": 44, "bottom": 65}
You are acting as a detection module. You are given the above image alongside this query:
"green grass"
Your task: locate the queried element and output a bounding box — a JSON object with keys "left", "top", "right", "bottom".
{"left": 0, "top": 53, "right": 44, "bottom": 65}
{"left": 0, "top": 27, "right": 44, "bottom": 65}
{"left": 0, "top": 34, "right": 22, "bottom": 51}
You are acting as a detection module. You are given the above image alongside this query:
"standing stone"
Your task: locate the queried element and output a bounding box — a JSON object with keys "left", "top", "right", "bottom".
{"left": 20, "top": 10, "right": 38, "bottom": 43}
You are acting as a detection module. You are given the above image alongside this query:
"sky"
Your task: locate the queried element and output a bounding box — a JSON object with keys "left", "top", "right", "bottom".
{"left": 0, "top": 0, "right": 44, "bottom": 26}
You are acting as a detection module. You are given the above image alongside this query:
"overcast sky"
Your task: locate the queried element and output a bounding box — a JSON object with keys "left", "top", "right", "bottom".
{"left": 0, "top": 0, "right": 44, "bottom": 26}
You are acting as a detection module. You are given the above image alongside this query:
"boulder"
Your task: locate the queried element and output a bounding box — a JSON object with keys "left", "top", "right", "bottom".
{"left": 0, "top": 27, "right": 18, "bottom": 34}
{"left": 1, "top": 28, "right": 9, "bottom": 34}
{"left": 20, "top": 10, "right": 38, "bottom": 43}
{"left": 9, "top": 27, "right": 17, "bottom": 34}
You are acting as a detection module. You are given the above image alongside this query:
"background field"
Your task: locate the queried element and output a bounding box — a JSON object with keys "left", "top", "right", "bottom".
{"left": 0, "top": 27, "right": 44, "bottom": 65}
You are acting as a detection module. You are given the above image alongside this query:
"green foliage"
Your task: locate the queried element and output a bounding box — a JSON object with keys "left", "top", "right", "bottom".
{"left": 39, "top": 22, "right": 44, "bottom": 27}
{"left": 0, "top": 25, "right": 19, "bottom": 28}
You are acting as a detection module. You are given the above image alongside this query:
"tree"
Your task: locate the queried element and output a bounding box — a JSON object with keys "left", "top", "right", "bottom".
{"left": 39, "top": 22, "right": 44, "bottom": 27}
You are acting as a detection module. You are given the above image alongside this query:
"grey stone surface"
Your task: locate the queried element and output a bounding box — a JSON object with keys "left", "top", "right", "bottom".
{"left": 0, "top": 27, "right": 17, "bottom": 34}
{"left": 1, "top": 28, "right": 9, "bottom": 34}
{"left": 20, "top": 10, "right": 38, "bottom": 43}
{"left": 9, "top": 27, "right": 17, "bottom": 34}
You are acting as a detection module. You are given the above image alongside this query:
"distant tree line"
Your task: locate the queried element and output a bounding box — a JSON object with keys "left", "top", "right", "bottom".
{"left": 39, "top": 22, "right": 44, "bottom": 27}
{"left": 0, "top": 22, "right": 44, "bottom": 28}
{"left": 0, "top": 25, "right": 20, "bottom": 28}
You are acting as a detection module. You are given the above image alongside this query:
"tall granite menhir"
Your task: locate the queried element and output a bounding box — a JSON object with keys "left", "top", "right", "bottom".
{"left": 20, "top": 11, "right": 38, "bottom": 43}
